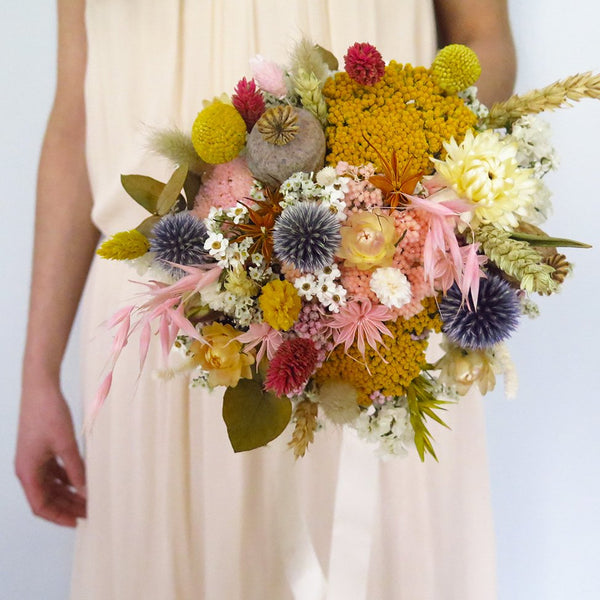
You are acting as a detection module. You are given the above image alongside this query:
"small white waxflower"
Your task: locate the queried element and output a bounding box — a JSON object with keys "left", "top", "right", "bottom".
{"left": 204, "top": 232, "right": 228, "bottom": 258}
{"left": 226, "top": 204, "right": 248, "bottom": 224}
{"left": 294, "top": 273, "right": 318, "bottom": 300}
{"left": 370, "top": 267, "right": 412, "bottom": 309}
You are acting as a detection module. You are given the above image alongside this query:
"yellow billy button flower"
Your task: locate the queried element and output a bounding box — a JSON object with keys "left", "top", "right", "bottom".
{"left": 336, "top": 211, "right": 399, "bottom": 270}
{"left": 259, "top": 279, "right": 301, "bottom": 331}
{"left": 96, "top": 230, "right": 150, "bottom": 260}
{"left": 431, "top": 44, "right": 481, "bottom": 94}
{"left": 190, "top": 323, "right": 254, "bottom": 388}
{"left": 191, "top": 100, "right": 247, "bottom": 164}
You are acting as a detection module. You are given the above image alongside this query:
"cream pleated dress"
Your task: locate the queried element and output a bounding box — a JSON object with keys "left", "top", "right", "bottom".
{"left": 72, "top": 1, "right": 497, "bottom": 598}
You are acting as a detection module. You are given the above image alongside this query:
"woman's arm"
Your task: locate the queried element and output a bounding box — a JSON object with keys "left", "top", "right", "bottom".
{"left": 434, "top": 0, "right": 517, "bottom": 105}
{"left": 15, "top": 0, "right": 98, "bottom": 527}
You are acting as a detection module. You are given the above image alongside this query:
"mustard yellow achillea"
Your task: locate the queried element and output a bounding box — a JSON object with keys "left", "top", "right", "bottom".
{"left": 96, "top": 230, "right": 150, "bottom": 260}
{"left": 259, "top": 279, "right": 302, "bottom": 331}
{"left": 191, "top": 101, "right": 247, "bottom": 164}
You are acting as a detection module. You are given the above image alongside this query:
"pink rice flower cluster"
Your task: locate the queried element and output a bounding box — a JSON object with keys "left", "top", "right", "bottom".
{"left": 232, "top": 77, "right": 265, "bottom": 132}
{"left": 280, "top": 261, "right": 303, "bottom": 283}
{"left": 192, "top": 157, "right": 255, "bottom": 219}
{"left": 338, "top": 167, "right": 385, "bottom": 213}
{"left": 344, "top": 42, "right": 386, "bottom": 87}
{"left": 339, "top": 208, "right": 435, "bottom": 320}
{"left": 369, "top": 390, "right": 393, "bottom": 406}
{"left": 294, "top": 303, "right": 333, "bottom": 369}
{"left": 264, "top": 337, "right": 319, "bottom": 397}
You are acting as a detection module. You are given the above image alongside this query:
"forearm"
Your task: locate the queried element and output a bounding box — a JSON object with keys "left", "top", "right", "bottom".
{"left": 23, "top": 112, "right": 99, "bottom": 383}
{"left": 434, "top": 0, "right": 516, "bottom": 106}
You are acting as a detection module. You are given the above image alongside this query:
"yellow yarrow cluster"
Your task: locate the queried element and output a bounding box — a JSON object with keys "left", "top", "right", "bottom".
{"left": 322, "top": 62, "right": 477, "bottom": 173}
{"left": 316, "top": 298, "right": 442, "bottom": 406}
{"left": 259, "top": 279, "right": 301, "bottom": 331}
{"left": 96, "top": 230, "right": 150, "bottom": 260}
{"left": 191, "top": 101, "right": 246, "bottom": 164}
{"left": 431, "top": 44, "right": 481, "bottom": 94}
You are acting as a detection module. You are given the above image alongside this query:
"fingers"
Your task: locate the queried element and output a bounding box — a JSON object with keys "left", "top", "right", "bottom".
{"left": 57, "top": 439, "right": 87, "bottom": 497}
{"left": 19, "top": 456, "right": 87, "bottom": 528}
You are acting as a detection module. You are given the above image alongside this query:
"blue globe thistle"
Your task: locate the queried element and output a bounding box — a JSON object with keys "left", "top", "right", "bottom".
{"left": 273, "top": 202, "right": 341, "bottom": 272}
{"left": 150, "top": 211, "right": 211, "bottom": 276}
{"left": 439, "top": 274, "right": 520, "bottom": 349}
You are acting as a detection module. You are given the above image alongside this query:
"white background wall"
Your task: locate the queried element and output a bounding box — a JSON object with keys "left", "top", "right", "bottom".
{"left": 1, "top": 1, "right": 598, "bottom": 598}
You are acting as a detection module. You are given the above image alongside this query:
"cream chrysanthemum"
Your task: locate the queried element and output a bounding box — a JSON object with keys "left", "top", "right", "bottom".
{"left": 369, "top": 267, "right": 412, "bottom": 309}
{"left": 433, "top": 130, "right": 537, "bottom": 229}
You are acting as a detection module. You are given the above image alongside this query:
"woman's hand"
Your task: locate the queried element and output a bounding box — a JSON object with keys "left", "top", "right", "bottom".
{"left": 16, "top": 377, "right": 86, "bottom": 527}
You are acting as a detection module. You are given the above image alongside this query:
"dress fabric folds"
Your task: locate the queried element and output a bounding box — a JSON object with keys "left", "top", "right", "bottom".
{"left": 72, "top": 1, "right": 497, "bottom": 598}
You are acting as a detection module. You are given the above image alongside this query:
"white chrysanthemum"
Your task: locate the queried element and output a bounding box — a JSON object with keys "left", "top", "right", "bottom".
{"left": 369, "top": 267, "right": 412, "bottom": 309}
{"left": 317, "top": 380, "right": 360, "bottom": 425}
{"left": 433, "top": 129, "right": 538, "bottom": 229}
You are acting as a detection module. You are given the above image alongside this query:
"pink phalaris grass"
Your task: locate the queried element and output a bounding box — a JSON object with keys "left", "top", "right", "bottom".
{"left": 232, "top": 77, "right": 266, "bottom": 132}
{"left": 344, "top": 42, "right": 385, "bottom": 86}
{"left": 264, "top": 337, "right": 319, "bottom": 396}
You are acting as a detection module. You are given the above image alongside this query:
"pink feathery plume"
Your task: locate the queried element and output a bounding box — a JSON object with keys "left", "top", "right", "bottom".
{"left": 235, "top": 322, "right": 283, "bottom": 366}
{"left": 90, "top": 265, "right": 222, "bottom": 424}
{"left": 458, "top": 243, "right": 487, "bottom": 309}
{"left": 406, "top": 192, "right": 471, "bottom": 292}
{"left": 328, "top": 299, "right": 393, "bottom": 358}
{"left": 249, "top": 55, "right": 288, "bottom": 98}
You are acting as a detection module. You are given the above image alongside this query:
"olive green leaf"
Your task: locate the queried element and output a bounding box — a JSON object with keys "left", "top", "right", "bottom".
{"left": 156, "top": 164, "right": 189, "bottom": 216}
{"left": 509, "top": 231, "right": 591, "bottom": 248}
{"left": 121, "top": 174, "right": 165, "bottom": 213}
{"left": 222, "top": 379, "right": 292, "bottom": 452}
{"left": 314, "top": 44, "right": 339, "bottom": 71}
{"left": 135, "top": 214, "right": 161, "bottom": 238}
{"left": 183, "top": 171, "right": 203, "bottom": 210}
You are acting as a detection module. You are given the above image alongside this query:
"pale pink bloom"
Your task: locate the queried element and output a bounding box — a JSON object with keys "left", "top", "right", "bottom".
{"left": 249, "top": 55, "right": 288, "bottom": 98}
{"left": 328, "top": 299, "right": 393, "bottom": 358}
{"left": 235, "top": 322, "right": 283, "bottom": 365}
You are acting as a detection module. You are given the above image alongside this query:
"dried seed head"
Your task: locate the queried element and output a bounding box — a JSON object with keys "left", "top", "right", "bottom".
{"left": 257, "top": 105, "right": 299, "bottom": 145}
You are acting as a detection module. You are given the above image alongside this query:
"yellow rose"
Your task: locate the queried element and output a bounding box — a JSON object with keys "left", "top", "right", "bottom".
{"left": 191, "top": 323, "right": 254, "bottom": 388}
{"left": 336, "top": 211, "right": 399, "bottom": 270}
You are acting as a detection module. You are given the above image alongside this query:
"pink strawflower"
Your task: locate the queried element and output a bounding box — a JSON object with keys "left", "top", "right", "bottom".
{"left": 232, "top": 77, "right": 266, "bottom": 132}
{"left": 264, "top": 337, "right": 319, "bottom": 396}
{"left": 344, "top": 42, "right": 385, "bottom": 86}
{"left": 249, "top": 55, "right": 288, "bottom": 98}
{"left": 235, "top": 322, "right": 283, "bottom": 366}
{"left": 328, "top": 299, "right": 393, "bottom": 358}
{"left": 192, "top": 157, "right": 254, "bottom": 219}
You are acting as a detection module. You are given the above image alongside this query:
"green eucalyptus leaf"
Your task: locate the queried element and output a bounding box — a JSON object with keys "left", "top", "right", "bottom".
{"left": 121, "top": 174, "right": 165, "bottom": 214}
{"left": 510, "top": 231, "right": 592, "bottom": 248}
{"left": 183, "top": 171, "right": 203, "bottom": 210}
{"left": 314, "top": 44, "right": 339, "bottom": 71}
{"left": 135, "top": 214, "right": 162, "bottom": 238}
{"left": 157, "top": 164, "right": 189, "bottom": 216}
{"left": 222, "top": 379, "right": 292, "bottom": 452}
